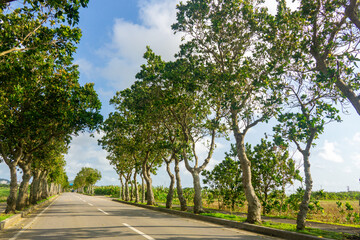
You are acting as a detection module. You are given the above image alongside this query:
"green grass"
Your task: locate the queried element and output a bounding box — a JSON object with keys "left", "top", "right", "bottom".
{"left": 0, "top": 213, "right": 13, "bottom": 222}
{"left": 0, "top": 187, "right": 9, "bottom": 202}
{"left": 261, "top": 221, "right": 354, "bottom": 240}
{"left": 200, "top": 212, "right": 247, "bottom": 222}
{"left": 199, "top": 211, "right": 356, "bottom": 240}
{"left": 307, "top": 219, "right": 360, "bottom": 229}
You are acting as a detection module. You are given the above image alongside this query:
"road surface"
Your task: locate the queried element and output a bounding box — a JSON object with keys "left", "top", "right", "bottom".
{"left": 0, "top": 193, "right": 280, "bottom": 240}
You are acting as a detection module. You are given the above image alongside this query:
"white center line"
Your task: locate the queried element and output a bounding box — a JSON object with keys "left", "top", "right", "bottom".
{"left": 97, "top": 208, "right": 109, "bottom": 215}
{"left": 123, "top": 223, "right": 154, "bottom": 240}
{"left": 88, "top": 203, "right": 94, "bottom": 206}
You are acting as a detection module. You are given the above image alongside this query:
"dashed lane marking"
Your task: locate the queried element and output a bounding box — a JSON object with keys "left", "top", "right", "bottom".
{"left": 123, "top": 223, "right": 154, "bottom": 240}
{"left": 97, "top": 208, "right": 109, "bottom": 215}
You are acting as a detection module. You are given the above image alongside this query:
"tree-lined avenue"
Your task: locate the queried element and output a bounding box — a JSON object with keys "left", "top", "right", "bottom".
{"left": 0, "top": 193, "right": 279, "bottom": 240}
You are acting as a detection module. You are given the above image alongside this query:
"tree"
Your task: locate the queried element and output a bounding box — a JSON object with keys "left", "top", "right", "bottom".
{"left": 136, "top": 48, "right": 225, "bottom": 214}
{"left": 0, "top": 0, "right": 89, "bottom": 57}
{"left": 172, "top": 0, "right": 285, "bottom": 222}
{"left": 30, "top": 138, "right": 68, "bottom": 205}
{"left": 246, "top": 139, "right": 302, "bottom": 215}
{"left": 202, "top": 145, "right": 244, "bottom": 211}
{"left": 273, "top": 71, "right": 341, "bottom": 230}
{"left": 0, "top": 51, "right": 102, "bottom": 213}
{"left": 279, "top": 0, "right": 360, "bottom": 115}
{"left": 101, "top": 81, "right": 164, "bottom": 205}
{"left": 0, "top": 0, "right": 101, "bottom": 213}
{"left": 74, "top": 167, "right": 101, "bottom": 194}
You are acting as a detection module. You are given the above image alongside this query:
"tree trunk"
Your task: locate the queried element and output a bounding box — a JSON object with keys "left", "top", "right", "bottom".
{"left": 130, "top": 181, "right": 134, "bottom": 201}
{"left": 40, "top": 172, "right": 49, "bottom": 200}
{"left": 6, "top": 162, "right": 18, "bottom": 214}
{"left": 17, "top": 161, "right": 32, "bottom": 211}
{"left": 141, "top": 174, "right": 145, "bottom": 203}
{"left": 296, "top": 151, "right": 313, "bottom": 230}
{"left": 125, "top": 178, "right": 130, "bottom": 201}
{"left": 133, "top": 171, "right": 139, "bottom": 203}
{"left": 192, "top": 170, "right": 204, "bottom": 214}
{"left": 30, "top": 171, "right": 41, "bottom": 204}
{"left": 231, "top": 111, "right": 261, "bottom": 223}
{"left": 237, "top": 139, "right": 262, "bottom": 223}
{"left": 119, "top": 176, "right": 124, "bottom": 200}
{"left": 174, "top": 157, "right": 187, "bottom": 211}
{"left": 142, "top": 164, "right": 155, "bottom": 205}
{"left": 165, "top": 160, "right": 175, "bottom": 208}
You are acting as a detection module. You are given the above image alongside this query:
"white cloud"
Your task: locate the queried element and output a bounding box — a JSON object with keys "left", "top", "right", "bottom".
{"left": 98, "top": 0, "right": 182, "bottom": 90}
{"left": 343, "top": 166, "right": 353, "bottom": 173}
{"left": 263, "top": 0, "right": 299, "bottom": 15}
{"left": 65, "top": 132, "right": 115, "bottom": 181}
{"left": 75, "top": 58, "right": 97, "bottom": 80}
{"left": 317, "top": 140, "right": 344, "bottom": 163}
{"left": 352, "top": 132, "right": 360, "bottom": 143}
{"left": 351, "top": 153, "right": 360, "bottom": 169}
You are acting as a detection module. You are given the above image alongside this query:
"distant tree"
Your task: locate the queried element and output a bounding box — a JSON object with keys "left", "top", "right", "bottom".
{"left": 74, "top": 167, "right": 101, "bottom": 194}
{"left": 246, "top": 139, "right": 302, "bottom": 215}
{"left": 202, "top": 145, "right": 244, "bottom": 211}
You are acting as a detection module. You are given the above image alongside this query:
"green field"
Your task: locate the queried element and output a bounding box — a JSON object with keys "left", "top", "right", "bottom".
{"left": 0, "top": 186, "right": 9, "bottom": 202}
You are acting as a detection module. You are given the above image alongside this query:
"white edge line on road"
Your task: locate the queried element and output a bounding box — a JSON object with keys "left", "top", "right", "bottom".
{"left": 88, "top": 203, "right": 94, "bottom": 206}
{"left": 97, "top": 208, "right": 109, "bottom": 215}
{"left": 9, "top": 198, "right": 57, "bottom": 240}
{"left": 123, "top": 223, "right": 154, "bottom": 240}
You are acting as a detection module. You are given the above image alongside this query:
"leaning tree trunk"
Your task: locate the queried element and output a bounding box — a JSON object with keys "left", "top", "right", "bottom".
{"left": 232, "top": 119, "right": 262, "bottom": 223}
{"left": 296, "top": 150, "right": 313, "bottom": 230}
{"left": 174, "top": 157, "right": 187, "bottom": 211}
{"left": 6, "top": 162, "right": 18, "bottom": 214}
{"left": 192, "top": 170, "right": 205, "bottom": 214}
{"left": 165, "top": 160, "right": 175, "bottom": 209}
{"left": 142, "top": 163, "right": 155, "bottom": 205}
{"left": 17, "top": 161, "right": 32, "bottom": 211}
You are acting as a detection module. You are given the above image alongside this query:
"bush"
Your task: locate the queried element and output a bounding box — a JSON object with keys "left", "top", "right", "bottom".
{"left": 94, "top": 186, "right": 119, "bottom": 197}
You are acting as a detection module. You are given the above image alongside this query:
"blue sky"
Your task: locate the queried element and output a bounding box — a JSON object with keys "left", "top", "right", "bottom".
{"left": 1, "top": 0, "right": 360, "bottom": 194}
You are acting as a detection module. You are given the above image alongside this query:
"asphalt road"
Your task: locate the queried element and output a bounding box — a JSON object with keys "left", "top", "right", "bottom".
{"left": 0, "top": 193, "right": 280, "bottom": 240}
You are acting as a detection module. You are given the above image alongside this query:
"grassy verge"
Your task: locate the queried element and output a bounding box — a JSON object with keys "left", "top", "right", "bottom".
{"left": 201, "top": 212, "right": 247, "bottom": 222}
{"left": 0, "top": 213, "right": 13, "bottom": 222}
{"left": 261, "top": 221, "right": 355, "bottom": 240}
{"left": 201, "top": 212, "right": 355, "bottom": 240}
{"left": 113, "top": 199, "right": 360, "bottom": 239}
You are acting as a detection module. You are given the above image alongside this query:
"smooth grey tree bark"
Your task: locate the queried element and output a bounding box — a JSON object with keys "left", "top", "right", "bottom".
{"left": 17, "top": 159, "right": 32, "bottom": 210}
{"left": 174, "top": 156, "right": 187, "bottom": 211}
{"left": 164, "top": 157, "right": 175, "bottom": 208}
{"left": 231, "top": 110, "right": 262, "bottom": 223}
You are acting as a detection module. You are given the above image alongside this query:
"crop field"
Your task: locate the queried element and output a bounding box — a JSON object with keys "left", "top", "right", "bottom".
{"left": 200, "top": 199, "right": 360, "bottom": 226}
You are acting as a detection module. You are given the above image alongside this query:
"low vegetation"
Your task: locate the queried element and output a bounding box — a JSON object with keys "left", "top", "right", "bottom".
{"left": 0, "top": 184, "right": 10, "bottom": 203}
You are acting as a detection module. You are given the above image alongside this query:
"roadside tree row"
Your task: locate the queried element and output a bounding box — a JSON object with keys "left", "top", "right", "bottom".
{"left": 100, "top": 0, "right": 359, "bottom": 231}
{"left": 0, "top": 0, "right": 102, "bottom": 213}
